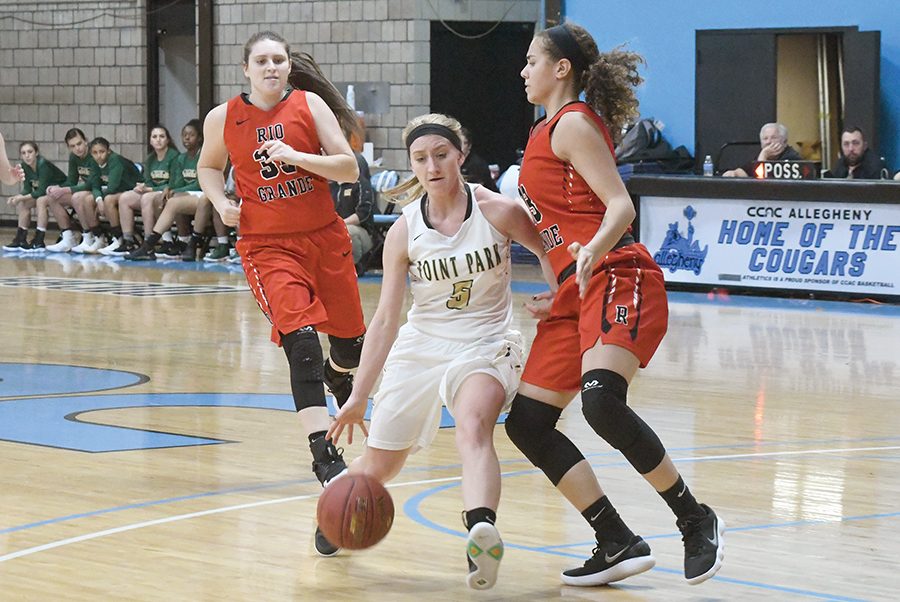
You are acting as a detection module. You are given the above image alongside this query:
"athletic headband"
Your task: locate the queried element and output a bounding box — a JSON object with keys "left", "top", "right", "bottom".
{"left": 545, "top": 24, "right": 588, "bottom": 73}
{"left": 405, "top": 124, "right": 462, "bottom": 153}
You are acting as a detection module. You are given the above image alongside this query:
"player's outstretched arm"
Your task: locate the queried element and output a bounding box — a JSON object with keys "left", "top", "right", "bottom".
{"left": 328, "top": 217, "right": 410, "bottom": 445}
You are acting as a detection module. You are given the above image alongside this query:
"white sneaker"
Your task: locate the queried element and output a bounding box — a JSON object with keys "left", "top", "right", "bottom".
{"left": 46, "top": 231, "right": 79, "bottom": 253}
{"left": 98, "top": 236, "right": 121, "bottom": 256}
{"left": 71, "top": 232, "right": 95, "bottom": 254}
{"left": 84, "top": 234, "right": 106, "bottom": 254}
{"left": 466, "top": 522, "right": 504, "bottom": 590}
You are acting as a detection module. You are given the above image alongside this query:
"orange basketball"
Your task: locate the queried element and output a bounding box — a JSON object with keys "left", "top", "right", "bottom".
{"left": 316, "top": 474, "right": 394, "bottom": 550}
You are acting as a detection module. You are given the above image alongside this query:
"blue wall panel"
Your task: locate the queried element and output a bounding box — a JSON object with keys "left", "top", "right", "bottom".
{"left": 564, "top": 1, "right": 900, "bottom": 170}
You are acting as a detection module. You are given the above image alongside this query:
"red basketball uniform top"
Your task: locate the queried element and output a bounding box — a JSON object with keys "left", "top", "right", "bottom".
{"left": 518, "top": 101, "right": 630, "bottom": 278}
{"left": 224, "top": 90, "right": 336, "bottom": 235}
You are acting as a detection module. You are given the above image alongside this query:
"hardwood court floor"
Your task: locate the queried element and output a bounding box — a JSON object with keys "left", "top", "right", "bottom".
{"left": 1, "top": 243, "right": 898, "bottom": 601}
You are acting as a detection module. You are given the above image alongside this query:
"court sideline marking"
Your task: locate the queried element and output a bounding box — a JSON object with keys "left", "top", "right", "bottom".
{"left": 2, "top": 443, "right": 897, "bottom": 565}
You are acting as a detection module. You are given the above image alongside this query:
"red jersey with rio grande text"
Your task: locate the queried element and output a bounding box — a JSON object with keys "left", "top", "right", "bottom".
{"left": 518, "top": 101, "right": 630, "bottom": 279}
{"left": 224, "top": 90, "right": 336, "bottom": 235}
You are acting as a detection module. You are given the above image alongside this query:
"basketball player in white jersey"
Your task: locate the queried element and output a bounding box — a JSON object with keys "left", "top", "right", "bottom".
{"left": 327, "top": 114, "right": 555, "bottom": 589}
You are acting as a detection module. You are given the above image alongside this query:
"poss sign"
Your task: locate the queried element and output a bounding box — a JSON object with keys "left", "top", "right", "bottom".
{"left": 753, "top": 160, "right": 819, "bottom": 180}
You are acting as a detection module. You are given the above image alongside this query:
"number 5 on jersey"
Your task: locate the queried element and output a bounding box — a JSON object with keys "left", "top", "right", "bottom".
{"left": 447, "top": 279, "right": 474, "bottom": 310}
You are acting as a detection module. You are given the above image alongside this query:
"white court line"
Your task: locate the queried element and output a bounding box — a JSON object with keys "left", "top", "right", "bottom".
{"left": 668, "top": 445, "right": 900, "bottom": 463}
{"left": 0, "top": 475, "right": 461, "bottom": 563}
{"left": 2, "top": 445, "right": 898, "bottom": 564}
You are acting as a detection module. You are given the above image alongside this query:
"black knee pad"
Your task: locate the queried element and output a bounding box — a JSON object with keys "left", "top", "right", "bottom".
{"left": 505, "top": 394, "right": 585, "bottom": 486}
{"left": 327, "top": 333, "right": 364, "bottom": 369}
{"left": 282, "top": 327, "right": 326, "bottom": 411}
{"left": 580, "top": 369, "right": 665, "bottom": 474}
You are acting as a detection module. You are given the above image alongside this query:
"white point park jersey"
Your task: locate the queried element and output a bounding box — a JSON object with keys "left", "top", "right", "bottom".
{"left": 403, "top": 184, "right": 512, "bottom": 341}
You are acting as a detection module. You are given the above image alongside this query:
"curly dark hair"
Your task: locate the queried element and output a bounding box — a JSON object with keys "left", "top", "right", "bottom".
{"left": 537, "top": 22, "right": 644, "bottom": 141}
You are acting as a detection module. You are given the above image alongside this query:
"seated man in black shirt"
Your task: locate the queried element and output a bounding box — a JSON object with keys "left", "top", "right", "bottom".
{"left": 823, "top": 127, "right": 887, "bottom": 179}
{"left": 723, "top": 123, "right": 801, "bottom": 177}
{"left": 459, "top": 127, "right": 499, "bottom": 192}
{"left": 330, "top": 152, "right": 376, "bottom": 275}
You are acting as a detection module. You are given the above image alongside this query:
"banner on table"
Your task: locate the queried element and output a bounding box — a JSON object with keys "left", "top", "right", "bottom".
{"left": 639, "top": 196, "right": 900, "bottom": 296}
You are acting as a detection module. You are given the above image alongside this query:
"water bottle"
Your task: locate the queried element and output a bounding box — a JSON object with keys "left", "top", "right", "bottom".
{"left": 346, "top": 84, "right": 356, "bottom": 111}
{"left": 703, "top": 155, "right": 714, "bottom": 177}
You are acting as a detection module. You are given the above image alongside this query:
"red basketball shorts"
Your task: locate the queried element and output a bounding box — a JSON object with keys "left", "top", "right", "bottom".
{"left": 522, "top": 243, "right": 668, "bottom": 392}
{"left": 236, "top": 219, "right": 366, "bottom": 345}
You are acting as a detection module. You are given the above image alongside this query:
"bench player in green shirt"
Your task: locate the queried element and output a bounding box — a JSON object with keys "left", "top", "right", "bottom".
{"left": 127, "top": 119, "right": 208, "bottom": 261}
{"left": 45, "top": 128, "right": 100, "bottom": 253}
{"left": 111, "top": 125, "right": 180, "bottom": 255}
{"left": 76, "top": 137, "right": 143, "bottom": 254}
{"left": 3, "top": 141, "right": 66, "bottom": 251}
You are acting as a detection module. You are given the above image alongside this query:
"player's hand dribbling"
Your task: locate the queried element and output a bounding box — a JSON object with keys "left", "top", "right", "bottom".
{"left": 568, "top": 241, "right": 599, "bottom": 299}
{"left": 327, "top": 392, "right": 368, "bottom": 445}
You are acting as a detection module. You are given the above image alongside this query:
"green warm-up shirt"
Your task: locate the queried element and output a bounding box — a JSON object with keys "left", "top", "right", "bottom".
{"left": 92, "top": 152, "right": 142, "bottom": 198}
{"left": 169, "top": 148, "right": 202, "bottom": 194}
{"left": 64, "top": 152, "right": 99, "bottom": 193}
{"left": 22, "top": 156, "right": 67, "bottom": 199}
{"left": 143, "top": 147, "right": 180, "bottom": 191}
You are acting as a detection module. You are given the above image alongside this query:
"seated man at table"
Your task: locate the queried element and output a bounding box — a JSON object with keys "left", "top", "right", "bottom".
{"left": 723, "top": 123, "right": 801, "bottom": 177}
{"left": 823, "top": 127, "right": 887, "bottom": 180}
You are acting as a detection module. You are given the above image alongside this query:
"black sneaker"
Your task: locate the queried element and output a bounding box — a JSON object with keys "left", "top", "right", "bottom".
{"left": 125, "top": 243, "right": 156, "bottom": 261}
{"left": 28, "top": 232, "right": 45, "bottom": 252}
{"left": 323, "top": 361, "right": 354, "bottom": 409}
{"left": 3, "top": 229, "right": 27, "bottom": 251}
{"left": 182, "top": 235, "right": 201, "bottom": 262}
{"left": 158, "top": 239, "right": 185, "bottom": 257}
{"left": 109, "top": 240, "right": 136, "bottom": 257}
{"left": 309, "top": 435, "right": 347, "bottom": 486}
{"left": 560, "top": 535, "right": 656, "bottom": 586}
{"left": 311, "top": 436, "right": 346, "bottom": 557}
{"left": 314, "top": 525, "right": 340, "bottom": 557}
{"left": 677, "top": 504, "right": 724, "bottom": 585}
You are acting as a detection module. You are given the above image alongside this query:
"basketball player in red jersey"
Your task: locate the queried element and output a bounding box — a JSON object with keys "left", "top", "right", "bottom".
{"left": 197, "top": 31, "right": 366, "bottom": 557}
{"left": 504, "top": 23, "right": 725, "bottom": 587}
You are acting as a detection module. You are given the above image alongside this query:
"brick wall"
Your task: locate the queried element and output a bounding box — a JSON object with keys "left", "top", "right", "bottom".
{"left": 0, "top": 0, "right": 540, "bottom": 220}
{"left": 0, "top": 0, "right": 146, "bottom": 207}
{"left": 211, "top": 0, "right": 540, "bottom": 172}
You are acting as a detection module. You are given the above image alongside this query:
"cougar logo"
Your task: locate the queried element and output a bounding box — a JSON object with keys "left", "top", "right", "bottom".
{"left": 615, "top": 305, "right": 629, "bottom": 325}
